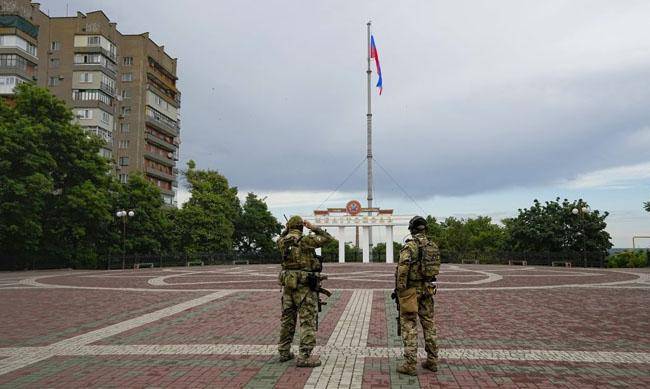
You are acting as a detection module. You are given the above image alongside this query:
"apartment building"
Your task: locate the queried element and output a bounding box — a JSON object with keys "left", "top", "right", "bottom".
{"left": 116, "top": 33, "right": 180, "bottom": 205}
{"left": 0, "top": 1, "right": 38, "bottom": 95}
{"left": 0, "top": 1, "right": 180, "bottom": 205}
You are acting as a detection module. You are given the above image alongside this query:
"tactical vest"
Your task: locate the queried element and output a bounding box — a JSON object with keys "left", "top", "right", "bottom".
{"left": 279, "top": 231, "right": 318, "bottom": 271}
{"left": 407, "top": 235, "right": 438, "bottom": 282}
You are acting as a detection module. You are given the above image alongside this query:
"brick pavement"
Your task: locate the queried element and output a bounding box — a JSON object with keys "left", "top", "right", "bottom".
{"left": 1, "top": 264, "right": 649, "bottom": 388}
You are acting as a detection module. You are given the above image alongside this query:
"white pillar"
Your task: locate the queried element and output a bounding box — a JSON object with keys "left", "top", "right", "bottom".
{"left": 338, "top": 226, "right": 346, "bottom": 263}
{"left": 385, "top": 225, "right": 394, "bottom": 264}
{"left": 362, "top": 226, "right": 370, "bottom": 263}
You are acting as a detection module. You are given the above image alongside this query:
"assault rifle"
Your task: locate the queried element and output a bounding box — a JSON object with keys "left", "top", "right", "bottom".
{"left": 390, "top": 289, "right": 401, "bottom": 336}
{"left": 307, "top": 272, "right": 331, "bottom": 330}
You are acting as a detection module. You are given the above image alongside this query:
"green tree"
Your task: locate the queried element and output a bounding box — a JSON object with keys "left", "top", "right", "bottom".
{"left": 174, "top": 160, "right": 241, "bottom": 254}
{"left": 425, "top": 215, "right": 505, "bottom": 253}
{"left": 114, "top": 174, "right": 171, "bottom": 255}
{"left": 504, "top": 198, "right": 612, "bottom": 254}
{"left": 371, "top": 241, "right": 404, "bottom": 262}
{"left": 0, "top": 84, "right": 115, "bottom": 268}
{"left": 235, "top": 193, "right": 282, "bottom": 255}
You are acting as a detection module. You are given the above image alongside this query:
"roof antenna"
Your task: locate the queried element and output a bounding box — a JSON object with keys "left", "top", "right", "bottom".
{"left": 66, "top": 3, "right": 69, "bottom": 17}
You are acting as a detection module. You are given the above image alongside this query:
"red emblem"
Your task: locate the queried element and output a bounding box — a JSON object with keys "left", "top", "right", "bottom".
{"left": 346, "top": 200, "right": 362, "bottom": 216}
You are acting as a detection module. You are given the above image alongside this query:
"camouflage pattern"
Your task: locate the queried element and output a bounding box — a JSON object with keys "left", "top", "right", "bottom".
{"left": 277, "top": 221, "right": 333, "bottom": 358}
{"left": 285, "top": 215, "right": 304, "bottom": 230}
{"left": 395, "top": 232, "right": 441, "bottom": 368}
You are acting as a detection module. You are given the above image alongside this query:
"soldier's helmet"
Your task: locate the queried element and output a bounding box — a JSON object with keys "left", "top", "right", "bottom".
{"left": 408, "top": 216, "right": 427, "bottom": 232}
{"left": 286, "top": 215, "right": 304, "bottom": 230}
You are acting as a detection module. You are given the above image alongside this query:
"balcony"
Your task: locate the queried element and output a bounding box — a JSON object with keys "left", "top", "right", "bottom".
{"left": 145, "top": 109, "right": 179, "bottom": 137}
{"left": 0, "top": 62, "right": 35, "bottom": 81}
{"left": 144, "top": 151, "right": 175, "bottom": 167}
{"left": 74, "top": 45, "right": 117, "bottom": 63}
{"left": 145, "top": 166, "right": 175, "bottom": 182}
{"left": 146, "top": 133, "right": 176, "bottom": 151}
{"left": 73, "top": 63, "right": 116, "bottom": 78}
{"left": 99, "top": 81, "right": 115, "bottom": 96}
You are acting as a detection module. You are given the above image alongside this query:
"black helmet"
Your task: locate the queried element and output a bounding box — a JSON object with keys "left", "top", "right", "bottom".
{"left": 408, "top": 216, "right": 427, "bottom": 232}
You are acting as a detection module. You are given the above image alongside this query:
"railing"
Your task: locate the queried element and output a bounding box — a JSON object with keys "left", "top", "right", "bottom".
{"left": 1, "top": 249, "right": 622, "bottom": 271}
{"left": 145, "top": 107, "right": 179, "bottom": 136}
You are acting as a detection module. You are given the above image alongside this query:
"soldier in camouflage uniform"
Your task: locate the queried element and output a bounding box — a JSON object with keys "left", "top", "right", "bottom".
{"left": 277, "top": 215, "right": 333, "bottom": 367}
{"left": 394, "top": 216, "right": 441, "bottom": 375}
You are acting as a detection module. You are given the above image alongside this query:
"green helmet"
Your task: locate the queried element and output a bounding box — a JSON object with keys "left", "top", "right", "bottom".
{"left": 286, "top": 215, "right": 304, "bottom": 230}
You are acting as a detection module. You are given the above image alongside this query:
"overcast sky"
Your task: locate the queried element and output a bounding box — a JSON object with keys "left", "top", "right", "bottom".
{"left": 40, "top": 0, "right": 650, "bottom": 247}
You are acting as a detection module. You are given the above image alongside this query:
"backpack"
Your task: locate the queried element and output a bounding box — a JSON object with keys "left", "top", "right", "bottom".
{"left": 414, "top": 236, "right": 439, "bottom": 281}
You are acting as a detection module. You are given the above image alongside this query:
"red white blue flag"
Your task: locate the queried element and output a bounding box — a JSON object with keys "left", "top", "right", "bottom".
{"left": 370, "top": 35, "right": 383, "bottom": 95}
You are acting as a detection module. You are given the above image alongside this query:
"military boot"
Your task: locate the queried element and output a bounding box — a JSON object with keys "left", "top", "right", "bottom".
{"left": 421, "top": 359, "right": 438, "bottom": 372}
{"left": 296, "top": 355, "right": 321, "bottom": 368}
{"left": 396, "top": 362, "right": 417, "bottom": 376}
{"left": 278, "top": 351, "right": 295, "bottom": 362}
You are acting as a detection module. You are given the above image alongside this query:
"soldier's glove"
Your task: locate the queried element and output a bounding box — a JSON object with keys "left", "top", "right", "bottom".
{"left": 390, "top": 289, "right": 397, "bottom": 301}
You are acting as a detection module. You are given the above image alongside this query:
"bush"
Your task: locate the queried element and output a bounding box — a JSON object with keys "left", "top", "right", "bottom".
{"left": 606, "top": 251, "right": 648, "bottom": 268}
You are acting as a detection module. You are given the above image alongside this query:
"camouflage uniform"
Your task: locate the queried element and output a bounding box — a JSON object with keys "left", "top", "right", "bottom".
{"left": 395, "top": 231, "right": 441, "bottom": 372}
{"left": 277, "top": 216, "right": 333, "bottom": 363}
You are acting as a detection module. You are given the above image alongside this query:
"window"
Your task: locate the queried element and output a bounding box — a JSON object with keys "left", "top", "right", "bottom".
{"left": 121, "top": 106, "right": 131, "bottom": 116}
{"left": 0, "top": 35, "right": 36, "bottom": 56}
{"left": 119, "top": 157, "right": 129, "bottom": 166}
{"left": 100, "top": 148, "right": 112, "bottom": 159}
{"left": 77, "top": 109, "right": 92, "bottom": 119}
{"left": 101, "top": 111, "right": 110, "bottom": 124}
{"left": 121, "top": 89, "right": 130, "bottom": 99}
{"left": 123, "top": 57, "right": 133, "bottom": 66}
{"left": 50, "top": 58, "right": 60, "bottom": 68}
{"left": 49, "top": 76, "right": 60, "bottom": 86}
{"left": 122, "top": 73, "right": 133, "bottom": 82}
{"left": 119, "top": 174, "right": 129, "bottom": 184}
{"left": 75, "top": 53, "right": 101, "bottom": 64}
{"left": 0, "top": 76, "right": 16, "bottom": 85}
{"left": 118, "top": 140, "right": 129, "bottom": 149}
{"left": 80, "top": 72, "right": 93, "bottom": 83}
{"left": 0, "top": 54, "right": 27, "bottom": 70}
{"left": 72, "top": 90, "right": 112, "bottom": 105}
{"left": 51, "top": 41, "right": 61, "bottom": 51}
{"left": 87, "top": 36, "right": 101, "bottom": 46}
{"left": 120, "top": 123, "right": 130, "bottom": 133}
{"left": 26, "top": 42, "right": 36, "bottom": 56}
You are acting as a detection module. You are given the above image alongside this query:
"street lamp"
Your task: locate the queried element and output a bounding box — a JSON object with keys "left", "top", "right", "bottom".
{"left": 572, "top": 206, "right": 590, "bottom": 267}
{"left": 116, "top": 209, "right": 135, "bottom": 269}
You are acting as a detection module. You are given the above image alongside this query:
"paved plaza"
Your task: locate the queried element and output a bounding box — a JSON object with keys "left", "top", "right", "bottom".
{"left": 0, "top": 263, "right": 649, "bottom": 388}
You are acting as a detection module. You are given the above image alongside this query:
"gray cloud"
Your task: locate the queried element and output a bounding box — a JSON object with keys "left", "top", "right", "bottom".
{"left": 41, "top": 0, "right": 650, "bottom": 198}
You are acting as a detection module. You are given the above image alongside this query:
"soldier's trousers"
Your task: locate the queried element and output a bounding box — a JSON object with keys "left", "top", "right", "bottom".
{"left": 400, "top": 289, "right": 438, "bottom": 366}
{"left": 278, "top": 285, "right": 318, "bottom": 357}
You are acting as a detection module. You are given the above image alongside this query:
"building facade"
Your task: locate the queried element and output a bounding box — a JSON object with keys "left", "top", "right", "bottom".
{"left": 0, "top": 1, "right": 180, "bottom": 205}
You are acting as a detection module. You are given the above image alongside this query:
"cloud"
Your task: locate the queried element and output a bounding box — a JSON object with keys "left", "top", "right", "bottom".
{"left": 41, "top": 0, "right": 650, "bottom": 200}
{"left": 561, "top": 160, "right": 650, "bottom": 190}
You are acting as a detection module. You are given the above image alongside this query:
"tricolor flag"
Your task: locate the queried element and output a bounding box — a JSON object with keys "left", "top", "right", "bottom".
{"left": 370, "top": 35, "right": 383, "bottom": 95}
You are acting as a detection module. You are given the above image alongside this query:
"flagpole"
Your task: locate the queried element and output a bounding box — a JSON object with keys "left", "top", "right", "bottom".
{"left": 366, "top": 21, "right": 374, "bottom": 249}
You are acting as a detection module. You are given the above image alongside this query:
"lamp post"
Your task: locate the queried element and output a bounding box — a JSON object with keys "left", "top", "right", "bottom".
{"left": 116, "top": 210, "right": 135, "bottom": 269}
{"left": 572, "top": 206, "right": 590, "bottom": 267}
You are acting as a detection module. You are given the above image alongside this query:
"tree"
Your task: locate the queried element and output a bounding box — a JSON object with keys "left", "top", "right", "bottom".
{"left": 371, "top": 241, "right": 404, "bottom": 262}
{"left": 174, "top": 160, "right": 241, "bottom": 254}
{"left": 235, "top": 193, "right": 282, "bottom": 255}
{"left": 425, "top": 215, "right": 505, "bottom": 253}
{"left": 644, "top": 201, "right": 650, "bottom": 212}
{"left": 504, "top": 198, "right": 612, "bottom": 254}
{"left": 114, "top": 174, "right": 171, "bottom": 255}
{"left": 0, "top": 84, "right": 115, "bottom": 268}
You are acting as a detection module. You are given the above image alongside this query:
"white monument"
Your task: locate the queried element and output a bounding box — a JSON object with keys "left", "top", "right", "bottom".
{"left": 304, "top": 200, "right": 412, "bottom": 264}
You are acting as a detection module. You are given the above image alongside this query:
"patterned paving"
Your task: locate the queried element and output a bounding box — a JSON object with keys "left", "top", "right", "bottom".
{"left": 0, "top": 264, "right": 649, "bottom": 388}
